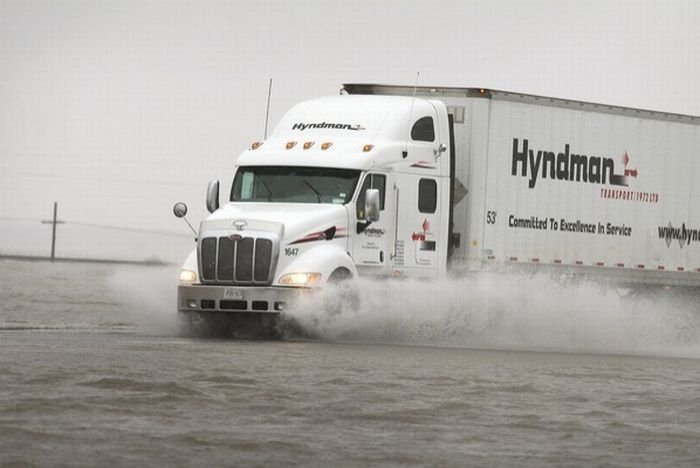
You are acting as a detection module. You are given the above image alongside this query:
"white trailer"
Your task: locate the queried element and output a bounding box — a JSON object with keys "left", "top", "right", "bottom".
{"left": 175, "top": 84, "right": 700, "bottom": 321}
{"left": 343, "top": 84, "right": 700, "bottom": 287}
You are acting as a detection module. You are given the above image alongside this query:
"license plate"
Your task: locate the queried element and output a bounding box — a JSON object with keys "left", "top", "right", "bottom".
{"left": 223, "top": 288, "right": 243, "bottom": 299}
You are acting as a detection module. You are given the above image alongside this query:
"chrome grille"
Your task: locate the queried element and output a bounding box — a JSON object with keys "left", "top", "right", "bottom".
{"left": 199, "top": 234, "right": 277, "bottom": 285}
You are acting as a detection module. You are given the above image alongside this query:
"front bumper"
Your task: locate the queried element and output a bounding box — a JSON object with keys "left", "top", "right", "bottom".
{"left": 177, "top": 284, "right": 311, "bottom": 313}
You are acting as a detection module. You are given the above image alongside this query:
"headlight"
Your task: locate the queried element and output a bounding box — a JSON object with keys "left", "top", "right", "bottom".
{"left": 179, "top": 269, "right": 197, "bottom": 283}
{"left": 279, "top": 272, "right": 322, "bottom": 286}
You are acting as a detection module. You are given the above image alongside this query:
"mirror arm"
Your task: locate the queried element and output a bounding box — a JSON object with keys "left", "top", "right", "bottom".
{"left": 182, "top": 216, "right": 197, "bottom": 237}
{"left": 173, "top": 202, "right": 197, "bottom": 239}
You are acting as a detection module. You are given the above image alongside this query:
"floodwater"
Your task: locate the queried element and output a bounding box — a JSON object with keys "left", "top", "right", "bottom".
{"left": 2, "top": 259, "right": 700, "bottom": 467}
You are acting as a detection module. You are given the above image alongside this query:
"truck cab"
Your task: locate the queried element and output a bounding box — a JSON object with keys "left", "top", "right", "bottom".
{"left": 176, "top": 94, "right": 453, "bottom": 316}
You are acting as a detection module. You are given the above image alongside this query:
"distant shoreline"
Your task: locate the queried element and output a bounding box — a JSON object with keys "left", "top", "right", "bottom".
{"left": 0, "top": 254, "right": 172, "bottom": 266}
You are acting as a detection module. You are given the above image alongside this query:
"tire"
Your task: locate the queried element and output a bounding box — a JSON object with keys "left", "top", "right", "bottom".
{"left": 328, "top": 268, "right": 353, "bottom": 283}
{"left": 325, "top": 268, "right": 359, "bottom": 315}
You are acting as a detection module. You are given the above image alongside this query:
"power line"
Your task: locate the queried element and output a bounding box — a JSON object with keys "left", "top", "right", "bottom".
{"left": 0, "top": 217, "right": 191, "bottom": 238}
{"left": 66, "top": 221, "right": 192, "bottom": 238}
{"left": 0, "top": 216, "right": 42, "bottom": 222}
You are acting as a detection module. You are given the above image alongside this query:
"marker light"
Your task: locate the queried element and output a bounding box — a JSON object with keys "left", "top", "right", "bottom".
{"left": 279, "top": 272, "right": 322, "bottom": 286}
{"left": 179, "top": 269, "right": 197, "bottom": 283}
{"left": 321, "top": 142, "right": 333, "bottom": 150}
{"left": 362, "top": 144, "right": 374, "bottom": 152}
{"left": 303, "top": 141, "right": 315, "bottom": 150}
{"left": 250, "top": 141, "right": 263, "bottom": 150}
{"left": 286, "top": 141, "right": 297, "bottom": 149}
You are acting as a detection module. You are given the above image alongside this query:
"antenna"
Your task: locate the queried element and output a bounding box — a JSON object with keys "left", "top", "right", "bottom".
{"left": 403, "top": 72, "right": 420, "bottom": 158}
{"left": 263, "top": 78, "right": 273, "bottom": 139}
{"left": 409, "top": 71, "right": 420, "bottom": 115}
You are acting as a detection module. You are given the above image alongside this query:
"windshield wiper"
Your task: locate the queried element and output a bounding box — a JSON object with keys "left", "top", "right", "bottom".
{"left": 302, "top": 179, "right": 322, "bottom": 203}
{"left": 258, "top": 177, "right": 273, "bottom": 201}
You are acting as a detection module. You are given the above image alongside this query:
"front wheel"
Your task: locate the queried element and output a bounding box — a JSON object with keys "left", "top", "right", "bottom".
{"left": 324, "top": 268, "right": 360, "bottom": 315}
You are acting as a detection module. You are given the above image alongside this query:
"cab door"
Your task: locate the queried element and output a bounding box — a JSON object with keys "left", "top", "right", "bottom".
{"left": 351, "top": 172, "right": 392, "bottom": 275}
{"left": 390, "top": 107, "right": 448, "bottom": 278}
{"left": 392, "top": 175, "right": 441, "bottom": 277}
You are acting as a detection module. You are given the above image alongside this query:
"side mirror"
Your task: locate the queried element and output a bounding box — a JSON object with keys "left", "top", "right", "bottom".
{"left": 365, "top": 188, "right": 380, "bottom": 222}
{"left": 172, "top": 202, "right": 197, "bottom": 237}
{"left": 206, "top": 180, "right": 220, "bottom": 213}
{"left": 173, "top": 202, "right": 188, "bottom": 218}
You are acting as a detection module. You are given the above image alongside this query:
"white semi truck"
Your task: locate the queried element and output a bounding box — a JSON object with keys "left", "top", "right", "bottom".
{"left": 175, "top": 84, "right": 700, "bottom": 321}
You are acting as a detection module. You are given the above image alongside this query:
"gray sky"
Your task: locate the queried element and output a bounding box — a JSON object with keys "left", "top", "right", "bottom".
{"left": 1, "top": 0, "right": 698, "bottom": 262}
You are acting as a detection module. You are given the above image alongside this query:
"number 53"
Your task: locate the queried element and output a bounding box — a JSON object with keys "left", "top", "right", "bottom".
{"left": 486, "top": 211, "right": 497, "bottom": 224}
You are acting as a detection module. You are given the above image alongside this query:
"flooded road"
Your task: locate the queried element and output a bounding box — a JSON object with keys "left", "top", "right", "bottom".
{"left": 1, "top": 259, "right": 700, "bottom": 467}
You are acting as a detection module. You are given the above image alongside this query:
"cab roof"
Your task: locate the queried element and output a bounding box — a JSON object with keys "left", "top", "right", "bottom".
{"left": 237, "top": 95, "right": 441, "bottom": 170}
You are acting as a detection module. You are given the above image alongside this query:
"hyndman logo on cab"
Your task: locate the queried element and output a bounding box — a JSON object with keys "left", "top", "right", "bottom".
{"left": 292, "top": 122, "right": 365, "bottom": 131}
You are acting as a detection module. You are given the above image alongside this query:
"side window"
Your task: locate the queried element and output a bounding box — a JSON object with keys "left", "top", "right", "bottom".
{"left": 411, "top": 116, "right": 435, "bottom": 142}
{"left": 418, "top": 179, "right": 437, "bottom": 213}
{"left": 356, "top": 173, "right": 386, "bottom": 218}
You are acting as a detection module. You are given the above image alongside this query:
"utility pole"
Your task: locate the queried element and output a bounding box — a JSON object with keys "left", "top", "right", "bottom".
{"left": 41, "top": 202, "right": 65, "bottom": 262}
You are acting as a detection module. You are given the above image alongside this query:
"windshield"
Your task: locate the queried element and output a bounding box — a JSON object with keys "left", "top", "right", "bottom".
{"left": 230, "top": 166, "right": 361, "bottom": 204}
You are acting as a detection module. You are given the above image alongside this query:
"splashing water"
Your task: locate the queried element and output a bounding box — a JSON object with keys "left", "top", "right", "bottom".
{"left": 107, "top": 265, "right": 182, "bottom": 335}
{"left": 285, "top": 273, "right": 700, "bottom": 358}
{"left": 104, "top": 263, "right": 700, "bottom": 357}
